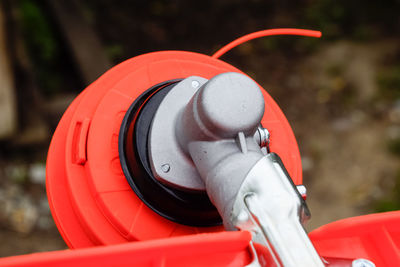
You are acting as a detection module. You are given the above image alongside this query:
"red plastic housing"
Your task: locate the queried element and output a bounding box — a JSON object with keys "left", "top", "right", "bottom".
{"left": 310, "top": 211, "right": 400, "bottom": 266}
{"left": 46, "top": 51, "right": 303, "bottom": 248}
{"left": 0, "top": 231, "right": 254, "bottom": 267}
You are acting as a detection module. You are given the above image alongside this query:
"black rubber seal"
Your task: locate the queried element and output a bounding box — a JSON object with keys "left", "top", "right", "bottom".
{"left": 119, "top": 80, "right": 222, "bottom": 227}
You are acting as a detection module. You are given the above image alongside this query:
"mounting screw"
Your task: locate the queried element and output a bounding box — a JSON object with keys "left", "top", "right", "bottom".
{"left": 256, "top": 126, "right": 270, "bottom": 148}
{"left": 191, "top": 80, "right": 200, "bottom": 89}
{"left": 161, "top": 164, "right": 170, "bottom": 173}
{"left": 352, "top": 259, "right": 375, "bottom": 267}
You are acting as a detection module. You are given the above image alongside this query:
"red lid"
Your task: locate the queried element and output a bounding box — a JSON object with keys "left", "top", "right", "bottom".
{"left": 46, "top": 51, "right": 303, "bottom": 248}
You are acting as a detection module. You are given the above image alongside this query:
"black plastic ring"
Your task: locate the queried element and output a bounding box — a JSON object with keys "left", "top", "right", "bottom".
{"left": 118, "top": 80, "right": 222, "bottom": 227}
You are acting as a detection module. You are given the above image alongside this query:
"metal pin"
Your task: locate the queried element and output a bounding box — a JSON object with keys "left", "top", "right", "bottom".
{"left": 161, "top": 164, "right": 170, "bottom": 173}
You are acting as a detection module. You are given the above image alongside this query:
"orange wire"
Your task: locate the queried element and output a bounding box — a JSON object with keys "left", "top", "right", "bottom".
{"left": 212, "top": 28, "right": 322, "bottom": 59}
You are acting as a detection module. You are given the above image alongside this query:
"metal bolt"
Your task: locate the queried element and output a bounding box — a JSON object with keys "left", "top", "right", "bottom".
{"left": 161, "top": 164, "right": 170, "bottom": 173}
{"left": 191, "top": 80, "right": 200, "bottom": 89}
{"left": 352, "top": 259, "right": 375, "bottom": 267}
{"left": 296, "top": 185, "right": 307, "bottom": 200}
{"left": 256, "top": 126, "right": 270, "bottom": 148}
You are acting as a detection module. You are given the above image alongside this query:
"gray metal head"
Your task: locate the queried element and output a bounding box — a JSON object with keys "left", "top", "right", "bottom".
{"left": 195, "top": 72, "right": 265, "bottom": 139}
{"left": 149, "top": 72, "right": 266, "bottom": 191}
{"left": 147, "top": 72, "right": 322, "bottom": 266}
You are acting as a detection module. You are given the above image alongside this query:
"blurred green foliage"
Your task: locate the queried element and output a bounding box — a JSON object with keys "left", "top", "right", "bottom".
{"left": 18, "top": 0, "right": 63, "bottom": 96}
{"left": 303, "top": 0, "right": 400, "bottom": 40}
{"left": 14, "top": 0, "right": 400, "bottom": 97}
{"left": 375, "top": 171, "right": 400, "bottom": 212}
{"left": 19, "top": 0, "right": 56, "bottom": 62}
{"left": 377, "top": 66, "right": 400, "bottom": 100}
{"left": 105, "top": 44, "right": 124, "bottom": 62}
{"left": 326, "top": 63, "right": 344, "bottom": 77}
{"left": 388, "top": 138, "right": 400, "bottom": 158}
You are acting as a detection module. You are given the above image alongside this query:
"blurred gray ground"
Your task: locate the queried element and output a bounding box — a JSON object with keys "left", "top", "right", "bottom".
{"left": 0, "top": 0, "right": 400, "bottom": 257}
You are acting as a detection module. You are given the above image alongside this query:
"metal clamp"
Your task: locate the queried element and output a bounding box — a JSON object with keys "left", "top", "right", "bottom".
{"left": 231, "top": 154, "right": 323, "bottom": 267}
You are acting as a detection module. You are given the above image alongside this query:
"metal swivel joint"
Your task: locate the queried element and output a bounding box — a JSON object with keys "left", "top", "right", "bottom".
{"left": 148, "top": 72, "right": 324, "bottom": 267}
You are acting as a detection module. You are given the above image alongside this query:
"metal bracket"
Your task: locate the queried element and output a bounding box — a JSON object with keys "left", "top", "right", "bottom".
{"left": 231, "top": 154, "right": 322, "bottom": 266}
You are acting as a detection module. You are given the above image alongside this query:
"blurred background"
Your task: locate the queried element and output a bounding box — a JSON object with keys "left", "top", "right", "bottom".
{"left": 0, "top": 0, "right": 400, "bottom": 257}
